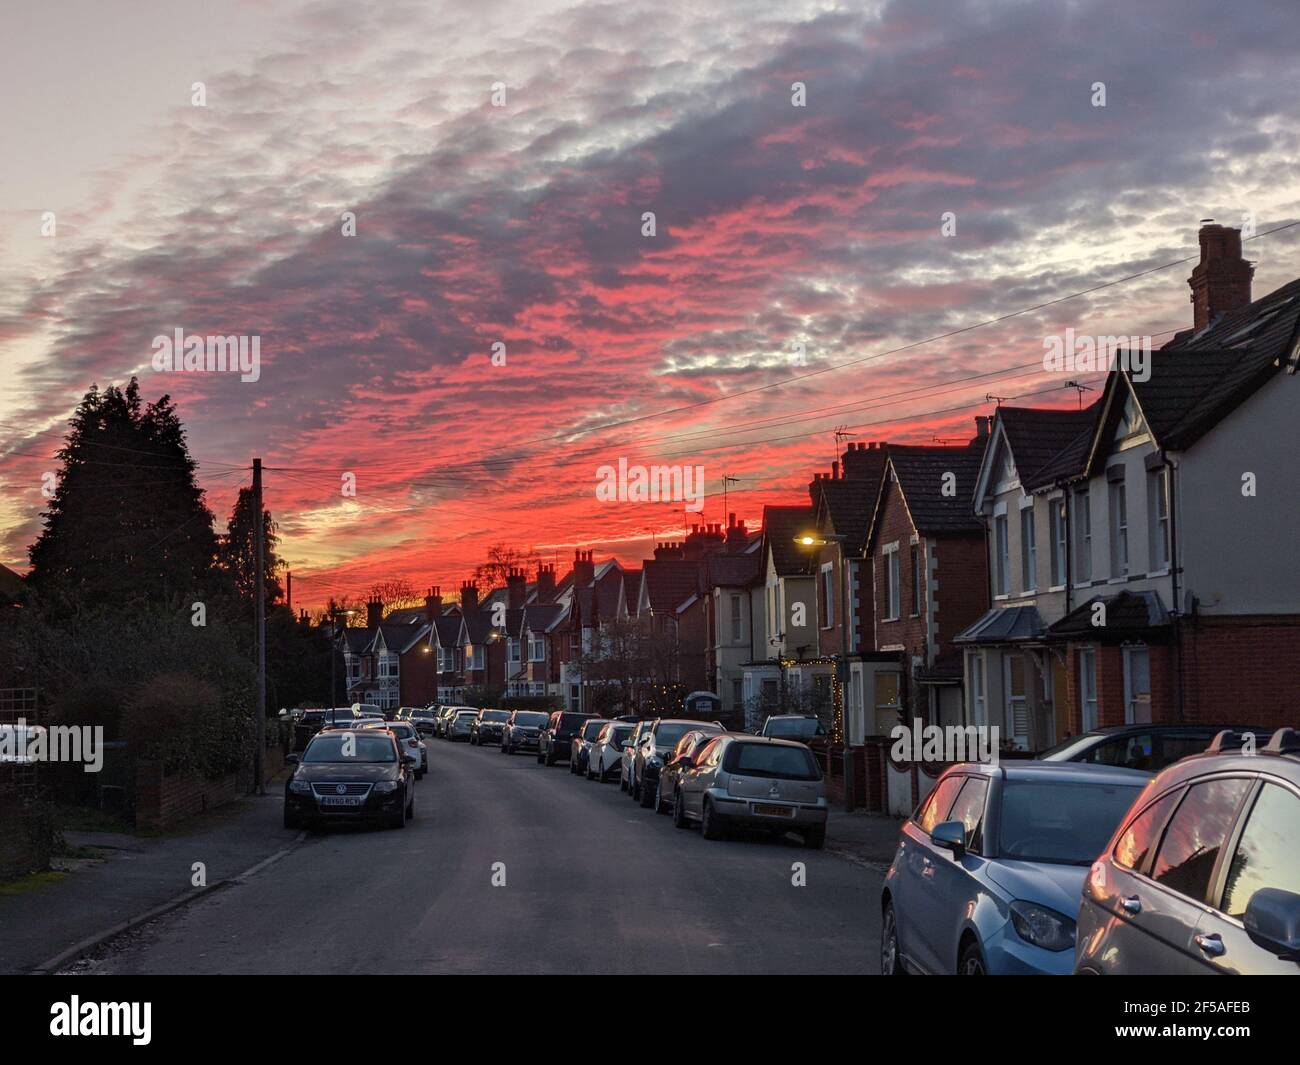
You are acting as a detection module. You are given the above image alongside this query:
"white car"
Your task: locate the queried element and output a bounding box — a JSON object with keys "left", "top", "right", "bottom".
{"left": 586, "top": 721, "right": 635, "bottom": 781}
{"left": 363, "top": 721, "right": 427, "bottom": 777}
{"left": 619, "top": 720, "right": 655, "bottom": 792}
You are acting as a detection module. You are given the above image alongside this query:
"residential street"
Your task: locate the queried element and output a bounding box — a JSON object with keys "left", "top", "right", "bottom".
{"left": 75, "top": 742, "right": 881, "bottom": 976}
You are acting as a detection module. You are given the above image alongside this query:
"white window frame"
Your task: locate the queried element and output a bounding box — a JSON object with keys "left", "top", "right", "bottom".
{"left": 1049, "top": 496, "right": 1067, "bottom": 588}
{"left": 1074, "top": 488, "right": 1092, "bottom": 583}
{"left": 820, "top": 563, "right": 835, "bottom": 629}
{"left": 1079, "top": 648, "right": 1098, "bottom": 731}
{"left": 1109, "top": 478, "right": 1129, "bottom": 578}
{"left": 993, "top": 512, "right": 1010, "bottom": 598}
{"left": 968, "top": 652, "right": 987, "bottom": 726}
{"left": 1020, "top": 501, "right": 1036, "bottom": 593}
{"left": 1149, "top": 467, "right": 1171, "bottom": 572}
{"left": 910, "top": 544, "right": 923, "bottom": 617}
{"left": 528, "top": 633, "right": 546, "bottom": 662}
{"left": 882, "top": 544, "right": 901, "bottom": 620}
{"left": 1123, "top": 646, "right": 1151, "bottom": 724}
{"left": 729, "top": 594, "right": 743, "bottom": 643}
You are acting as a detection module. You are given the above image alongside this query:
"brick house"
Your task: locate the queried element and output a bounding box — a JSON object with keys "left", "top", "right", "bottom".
{"left": 960, "top": 222, "right": 1300, "bottom": 740}
{"left": 862, "top": 430, "right": 989, "bottom": 739}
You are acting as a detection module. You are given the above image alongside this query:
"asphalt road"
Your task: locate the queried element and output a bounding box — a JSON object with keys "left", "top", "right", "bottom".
{"left": 81, "top": 738, "right": 882, "bottom": 975}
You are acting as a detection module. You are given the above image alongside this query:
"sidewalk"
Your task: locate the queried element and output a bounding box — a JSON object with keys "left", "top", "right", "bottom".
{"left": 825, "top": 808, "right": 904, "bottom": 868}
{"left": 0, "top": 791, "right": 299, "bottom": 974}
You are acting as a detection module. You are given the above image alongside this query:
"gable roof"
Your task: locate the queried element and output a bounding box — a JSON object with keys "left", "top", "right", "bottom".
{"left": 640, "top": 559, "right": 702, "bottom": 614}
{"left": 811, "top": 477, "right": 878, "bottom": 555}
{"left": 370, "top": 622, "right": 430, "bottom": 655}
{"left": 339, "top": 626, "right": 373, "bottom": 654}
{"left": 706, "top": 550, "right": 762, "bottom": 588}
{"left": 522, "top": 602, "right": 565, "bottom": 634}
{"left": 763, "top": 505, "right": 816, "bottom": 576}
{"left": 997, "top": 403, "right": 1101, "bottom": 491}
{"left": 884, "top": 441, "right": 986, "bottom": 535}
{"left": 429, "top": 614, "right": 462, "bottom": 648}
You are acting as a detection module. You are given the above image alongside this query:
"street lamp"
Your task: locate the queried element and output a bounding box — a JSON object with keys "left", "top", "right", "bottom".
{"left": 794, "top": 531, "right": 854, "bottom": 812}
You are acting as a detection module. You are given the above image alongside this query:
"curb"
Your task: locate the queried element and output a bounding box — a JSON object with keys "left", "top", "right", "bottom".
{"left": 30, "top": 830, "right": 307, "bottom": 974}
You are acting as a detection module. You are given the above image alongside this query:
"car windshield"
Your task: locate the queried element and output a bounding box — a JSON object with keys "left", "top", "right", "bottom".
{"left": 514, "top": 712, "right": 549, "bottom": 727}
{"left": 610, "top": 727, "right": 633, "bottom": 744}
{"left": 386, "top": 725, "right": 414, "bottom": 739}
{"left": 725, "top": 743, "right": 821, "bottom": 780}
{"left": 653, "top": 723, "right": 699, "bottom": 748}
{"left": 481, "top": 710, "right": 511, "bottom": 722}
{"left": 412, "top": 709, "right": 434, "bottom": 718}
{"left": 582, "top": 720, "right": 606, "bottom": 739}
{"left": 455, "top": 711, "right": 477, "bottom": 720}
{"left": 765, "top": 717, "right": 823, "bottom": 739}
{"left": 998, "top": 780, "right": 1145, "bottom": 865}
{"left": 303, "top": 734, "right": 396, "bottom": 763}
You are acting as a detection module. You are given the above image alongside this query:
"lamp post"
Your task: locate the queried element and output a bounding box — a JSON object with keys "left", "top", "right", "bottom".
{"left": 795, "top": 532, "right": 854, "bottom": 812}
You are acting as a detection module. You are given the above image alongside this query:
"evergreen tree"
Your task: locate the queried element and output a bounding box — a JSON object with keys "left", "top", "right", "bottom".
{"left": 27, "top": 379, "right": 219, "bottom": 607}
{"left": 217, "top": 486, "right": 284, "bottom": 612}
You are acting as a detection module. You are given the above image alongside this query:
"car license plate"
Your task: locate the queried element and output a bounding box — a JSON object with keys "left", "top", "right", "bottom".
{"left": 753, "top": 802, "right": 795, "bottom": 818}
{"left": 321, "top": 796, "right": 362, "bottom": 807}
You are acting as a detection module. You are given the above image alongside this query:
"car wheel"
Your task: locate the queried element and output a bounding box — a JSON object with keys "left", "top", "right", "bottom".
{"left": 639, "top": 776, "right": 655, "bottom": 808}
{"left": 654, "top": 779, "right": 667, "bottom": 815}
{"left": 587, "top": 761, "right": 597, "bottom": 780}
{"left": 619, "top": 771, "right": 628, "bottom": 792}
{"left": 672, "top": 789, "right": 689, "bottom": 829}
{"left": 407, "top": 791, "right": 415, "bottom": 819}
{"left": 389, "top": 799, "right": 407, "bottom": 830}
{"left": 536, "top": 749, "right": 544, "bottom": 764}
{"left": 701, "top": 798, "right": 725, "bottom": 841}
{"left": 803, "top": 824, "right": 826, "bottom": 850}
{"left": 881, "top": 903, "right": 906, "bottom": 976}
{"left": 958, "top": 940, "right": 987, "bottom": 975}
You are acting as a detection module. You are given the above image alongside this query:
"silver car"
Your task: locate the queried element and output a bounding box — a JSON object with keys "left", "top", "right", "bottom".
{"left": 672, "top": 735, "right": 828, "bottom": 848}
{"left": 447, "top": 709, "right": 478, "bottom": 741}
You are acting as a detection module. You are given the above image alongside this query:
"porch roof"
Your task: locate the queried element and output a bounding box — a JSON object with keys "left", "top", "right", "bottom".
{"left": 953, "top": 604, "right": 1045, "bottom": 645}
{"left": 1046, "top": 590, "right": 1171, "bottom": 641}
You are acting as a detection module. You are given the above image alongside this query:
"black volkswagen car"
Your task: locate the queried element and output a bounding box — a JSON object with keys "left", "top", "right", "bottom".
{"left": 284, "top": 729, "right": 416, "bottom": 830}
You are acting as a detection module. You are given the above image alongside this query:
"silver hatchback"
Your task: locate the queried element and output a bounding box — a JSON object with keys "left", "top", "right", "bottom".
{"left": 672, "top": 735, "right": 828, "bottom": 848}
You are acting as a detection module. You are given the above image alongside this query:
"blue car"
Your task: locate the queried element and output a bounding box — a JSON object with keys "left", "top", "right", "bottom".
{"left": 880, "top": 760, "right": 1150, "bottom": 975}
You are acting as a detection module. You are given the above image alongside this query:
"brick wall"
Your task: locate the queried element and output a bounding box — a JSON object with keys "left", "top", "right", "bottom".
{"left": 930, "top": 534, "right": 988, "bottom": 668}
{"left": 400, "top": 645, "right": 438, "bottom": 706}
{"left": 1180, "top": 616, "right": 1300, "bottom": 730}
{"left": 871, "top": 478, "right": 927, "bottom": 656}
{"left": 134, "top": 743, "right": 286, "bottom": 833}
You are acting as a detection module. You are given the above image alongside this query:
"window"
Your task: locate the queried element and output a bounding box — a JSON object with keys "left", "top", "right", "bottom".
{"left": 731, "top": 678, "right": 743, "bottom": 709}
{"left": 469, "top": 645, "right": 484, "bottom": 670}
{"left": 1123, "top": 647, "right": 1151, "bottom": 724}
{"left": 1151, "top": 778, "right": 1251, "bottom": 902}
{"left": 1220, "top": 784, "right": 1300, "bottom": 917}
{"left": 1109, "top": 478, "right": 1129, "bottom": 577}
{"left": 1049, "top": 497, "right": 1067, "bottom": 586}
{"left": 910, "top": 545, "right": 923, "bottom": 616}
{"left": 968, "top": 653, "right": 987, "bottom": 725}
{"left": 945, "top": 777, "right": 989, "bottom": 853}
{"left": 1113, "top": 791, "right": 1179, "bottom": 871}
{"left": 883, "top": 547, "right": 901, "bottom": 620}
{"left": 820, "top": 564, "right": 835, "bottom": 628}
{"left": 917, "top": 775, "right": 965, "bottom": 832}
{"left": 1020, "top": 505, "right": 1036, "bottom": 592}
{"left": 1074, "top": 488, "right": 1092, "bottom": 582}
{"left": 729, "top": 594, "right": 743, "bottom": 642}
{"left": 508, "top": 638, "right": 521, "bottom": 664}
{"left": 1078, "top": 649, "right": 1098, "bottom": 732}
{"left": 1004, "top": 655, "right": 1029, "bottom": 748}
{"left": 993, "top": 514, "right": 1010, "bottom": 596}
{"left": 528, "top": 634, "right": 545, "bottom": 662}
{"left": 1148, "top": 467, "right": 1170, "bottom": 571}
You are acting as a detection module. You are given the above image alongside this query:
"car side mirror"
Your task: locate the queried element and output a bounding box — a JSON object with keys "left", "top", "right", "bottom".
{"left": 1244, "top": 888, "right": 1300, "bottom": 956}
{"left": 930, "top": 820, "right": 966, "bottom": 859}
{"left": 285, "top": 754, "right": 299, "bottom": 766}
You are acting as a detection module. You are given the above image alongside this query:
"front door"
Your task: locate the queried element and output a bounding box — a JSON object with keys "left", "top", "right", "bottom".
{"left": 1003, "top": 655, "right": 1030, "bottom": 749}
{"left": 1123, "top": 646, "right": 1151, "bottom": 724}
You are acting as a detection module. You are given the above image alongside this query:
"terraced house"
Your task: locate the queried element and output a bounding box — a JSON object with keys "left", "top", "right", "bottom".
{"left": 959, "top": 223, "right": 1300, "bottom": 741}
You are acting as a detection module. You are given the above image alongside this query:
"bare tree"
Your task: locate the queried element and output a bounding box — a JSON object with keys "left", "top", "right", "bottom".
{"left": 367, "top": 578, "right": 423, "bottom": 612}
{"left": 473, "top": 543, "right": 541, "bottom": 588}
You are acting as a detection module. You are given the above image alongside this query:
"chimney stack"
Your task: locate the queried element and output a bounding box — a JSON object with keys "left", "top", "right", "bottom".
{"left": 424, "top": 586, "right": 442, "bottom": 622}
{"left": 726, "top": 514, "right": 748, "bottom": 551}
{"left": 654, "top": 541, "right": 683, "bottom": 561}
{"left": 536, "top": 563, "right": 556, "bottom": 603}
{"left": 459, "top": 581, "right": 479, "bottom": 613}
{"left": 506, "top": 568, "right": 527, "bottom": 610}
{"left": 975, "top": 415, "right": 990, "bottom": 440}
{"left": 1189, "top": 221, "right": 1254, "bottom": 330}
{"left": 366, "top": 598, "right": 384, "bottom": 629}
{"left": 572, "top": 549, "right": 595, "bottom": 587}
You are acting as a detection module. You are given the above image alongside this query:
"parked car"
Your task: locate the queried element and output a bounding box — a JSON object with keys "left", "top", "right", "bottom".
{"left": 880, "top": 761, "right": 1149, "bottom": 976}
{"left": 673, "top": 735, "right": 829, "bottom": 848}
{"left": 631, "top": 718, "right": 724, "bottom": 807}
{"left": 323, "top": 716, "right": 384, "bottom": 732}
{"left": 447, "top": 708, "right": 478, "bottom": 741}
{"left": 538, "top": 711, "right": 595, "bottom": 766}
{"left": 501, "top": 710, "right": 550, "bottom": 754}
{"left": 1075, "top": 726, "right": 1300, "bottom": 975}
{"left": 435, "top": 706, "right": 459, "bottom": 738}
{"left": 406, "top": 707, "right": 439, "bottom": 735}
{"left": 587, "top": 722, "right": 635, "bottom": 781}
{"left": 283, "top": 729, "right": 416, "bottom": 830}
{"left": 351, "top": 702, "right": 382, "bottom": 719}
{"left": 652, "top": 729, "right": 721, "bottom": 814}
{"left": 619, "top": 720, "right": 656, "bottom": 792}
{"left": 362, "top": 720, "right": 427, "bottom": 777}
{"left": 569, "top": 718, "right": 609, "bottom": 775}
{"left": 470, "top": 708, "right": 511, "bottom": 746}
{"left": 1039, "top": 723, "right": 1267, "bottom": 773}
{"left": 393, "top": 706, "right": 421, "bottom": 723}
{"left": 760, "top": 714, "right": 829, "bottom": 750}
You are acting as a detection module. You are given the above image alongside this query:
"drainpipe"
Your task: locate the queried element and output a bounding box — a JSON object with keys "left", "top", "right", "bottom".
{"left": 1166, "top": 454, "right": 1184, "bottom": 724}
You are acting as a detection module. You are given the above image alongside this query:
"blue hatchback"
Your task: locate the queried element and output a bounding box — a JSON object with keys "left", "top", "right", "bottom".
{"left": 881, "top": 761, "right": 1150, "bottom": 975}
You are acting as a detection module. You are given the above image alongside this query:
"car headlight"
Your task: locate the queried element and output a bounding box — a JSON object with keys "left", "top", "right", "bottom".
{"left": 289, "top": 779, "right": 312, "bottom": 795}
{"left": 1009, "top": 900, "right": 1076, "bottom": 952}
{"left": 373, "top": 781, "right": 400, "bottom": 794}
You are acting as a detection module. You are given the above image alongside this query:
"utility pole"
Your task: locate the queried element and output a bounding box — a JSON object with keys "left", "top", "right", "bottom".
{"left": 253, "top": 458, "right": 266, "bottom": 796}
